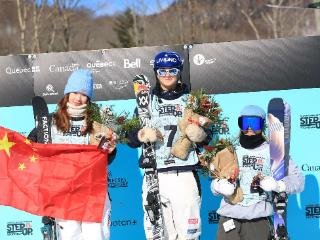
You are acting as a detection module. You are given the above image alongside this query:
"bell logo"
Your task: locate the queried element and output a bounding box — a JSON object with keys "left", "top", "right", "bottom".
{"left": 124, "top": 58, "right": 141, "bottom": 68}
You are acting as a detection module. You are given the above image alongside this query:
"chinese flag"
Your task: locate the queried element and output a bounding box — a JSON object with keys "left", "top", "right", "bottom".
{"left": 0, "top": 126, "right": 108, "bottom": 222}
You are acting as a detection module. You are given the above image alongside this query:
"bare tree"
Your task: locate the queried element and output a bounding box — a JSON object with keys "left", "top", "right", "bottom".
{"left": 31, "top": 0, "right": 47, "bottom": 53}
{"left": 187, "top": 0, "right": 196, "bottom": 43}
{"left": 16, "top": 0, "right": 31, "bottom": 53}
{"left": 156, "top": 0, "right": 175, "bottom": 43}
{"left": 236, "top": 1, "right": 261, "bottom": 39}
{"left": 47, "top": 0, "right": 60, "bottom": 52}
{"left": 174, "top": 0, "right": 185, "bottom": 44}
{"left": 128, "top": 0, "right": 146, "bottom": 46}
{"left": 56, "top": 0, "right": 81, "bottom": 51}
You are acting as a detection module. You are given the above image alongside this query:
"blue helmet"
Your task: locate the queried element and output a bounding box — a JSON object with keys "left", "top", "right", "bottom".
{"left": 238, "top": 105, "right": 265, "bottom": 132}
{"left": 239, "top": 105, "right": 266, "bottom": 119}
{"left": 153, "top": 51, "right": 183, "bottom": 70}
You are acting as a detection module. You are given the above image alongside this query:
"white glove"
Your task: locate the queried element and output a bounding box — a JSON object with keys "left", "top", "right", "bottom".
{"left": 138, "top": 127, "right": 158, "bottom": 143}
{"left": 185, "top": 124, "right": 207, "bottom": 143}
{"left": 211, "top": 179, "right": 235, "bottom": 197}
{"left": 260, "top": 176, "right": 286, "bottom": 193}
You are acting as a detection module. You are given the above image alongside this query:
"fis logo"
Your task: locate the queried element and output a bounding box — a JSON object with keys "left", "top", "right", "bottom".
{"left": 300, "top": 114, "right": 320, "bottom": 129}
{"left": 7, "top": 221, "right": 33, "bottom": 236}
{"left": 124, "top": 58, "right": 141, "bottom": 68}
{"left": 305, "top": 204, "right": 320, "bottom": 218}
{"left": 208, "top": 210, "right": 220, "bottom": 224}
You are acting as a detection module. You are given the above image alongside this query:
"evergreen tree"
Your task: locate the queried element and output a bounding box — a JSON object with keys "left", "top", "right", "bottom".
{"left": 111, "top": 8, "right": 136, "bottom": 48}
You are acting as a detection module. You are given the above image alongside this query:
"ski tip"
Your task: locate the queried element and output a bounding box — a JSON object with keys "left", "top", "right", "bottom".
{"left": 32, "top": 96, "right": 46, "bottom": 103}
{"left": 268, "top": 98, "right": 284, "bottom": 110}
{"left": 268, "top": 98, "right": 283, "bottom": 105}
{"left": 133, "top": 74, "right": 149, "bottom": 83}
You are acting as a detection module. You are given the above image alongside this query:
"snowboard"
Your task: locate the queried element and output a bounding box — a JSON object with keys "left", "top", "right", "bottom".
{"left": 132, "top": 74, "right": 165, "bottom": 239}
{"left": 31, "top": 96, "right": 57, "bottom": 240}
{"left": 31, "top": 96, "right": 51, "bottom": 144}
{"left": 268, "top": 98, "right": 291, "bottom": 240}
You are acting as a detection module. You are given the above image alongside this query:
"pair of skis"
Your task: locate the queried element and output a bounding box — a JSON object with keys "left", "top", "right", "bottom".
{"left": 268, "top": 98, "right": 291, "bottom": 240}
{"left": 132, "top": 74, "right": 165, "bottom": 239}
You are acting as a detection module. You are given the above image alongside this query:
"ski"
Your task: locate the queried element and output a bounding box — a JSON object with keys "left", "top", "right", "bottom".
{"left": 268, "top": 98, "right": 291, "bottom": 240}
{"left": 31, "top": 96, "right": 51, "bottom": 144}
{"left": 132, "top": 74, "right": 165, "bottom": 239}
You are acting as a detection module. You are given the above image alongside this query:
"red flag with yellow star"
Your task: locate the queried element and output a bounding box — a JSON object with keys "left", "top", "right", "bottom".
{"left": 0, "top": 126, "right": 108, "bottom": 222}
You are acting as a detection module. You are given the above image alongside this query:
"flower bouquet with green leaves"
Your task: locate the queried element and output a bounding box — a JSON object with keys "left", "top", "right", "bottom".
{"left": 171, "top": 89, "right": 226, "bottom": 159}
{"left": 87, "top": 103, "right": 140, "bottom": 145}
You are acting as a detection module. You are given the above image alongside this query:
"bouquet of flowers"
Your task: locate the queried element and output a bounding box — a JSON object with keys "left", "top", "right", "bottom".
{"left": 171, "top": 89, "right": 225, "bottom": 159}
{"left": 198, "top": 137, "right": 235, "bottom": 177}
{"left": 87, "top": 103, "right": 140, "bottom": 145}
{"left": 199, "top": 136, "right": 243, "bottom": 204}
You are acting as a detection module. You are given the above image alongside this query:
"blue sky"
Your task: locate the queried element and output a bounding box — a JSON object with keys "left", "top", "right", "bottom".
{"left": 76, "top": 0, "right": 175, "bottom": 16}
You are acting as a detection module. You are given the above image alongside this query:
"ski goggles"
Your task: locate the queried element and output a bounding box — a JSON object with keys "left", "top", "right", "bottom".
{"left": 238, "top": 116, "right": 264, "bottom": 132}
{"left": 156, "top": 68, "right": 180, "bottom": 77}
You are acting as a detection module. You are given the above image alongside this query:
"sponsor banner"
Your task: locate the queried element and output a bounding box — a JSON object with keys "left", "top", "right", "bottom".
{"left": 0, "top": 55, "right": 34, "bottom": 106}
{"left": 0, "top": 207, "right": 42, "bottom": 240}
{"left": 1, "top": 38, "right": 320, "bottom": 240}
{"left": 33, "top": 45, "right": 189, "bottom": 104}
{"left": 305, "top": 204, "right": 320, "bottom": 218}
{"left": 300, "top": 114, "right": 320, "bottom": 129}
{"left": 189, "top": 36, "right": 320, "bottom": 93}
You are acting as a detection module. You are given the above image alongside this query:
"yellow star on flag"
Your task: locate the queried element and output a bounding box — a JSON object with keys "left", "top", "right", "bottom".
{"left": 30, "top": 155, "right": 38, "bottom": 163}
{"left": 24, "top": 139, "right": 31, "bottom": 145}
{"left": 0, "top": 133, "right": 15, "bottom": 157}
{"left": 18, "top": 162, "right": 26, "bottom": 171}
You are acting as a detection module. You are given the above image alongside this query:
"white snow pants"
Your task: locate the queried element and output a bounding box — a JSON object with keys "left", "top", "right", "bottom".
{"left": 142, "top": 170, "right": 201, "bottom": 240}
{"left": 56, "top": 192, "right": 111, "bottom": 240}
